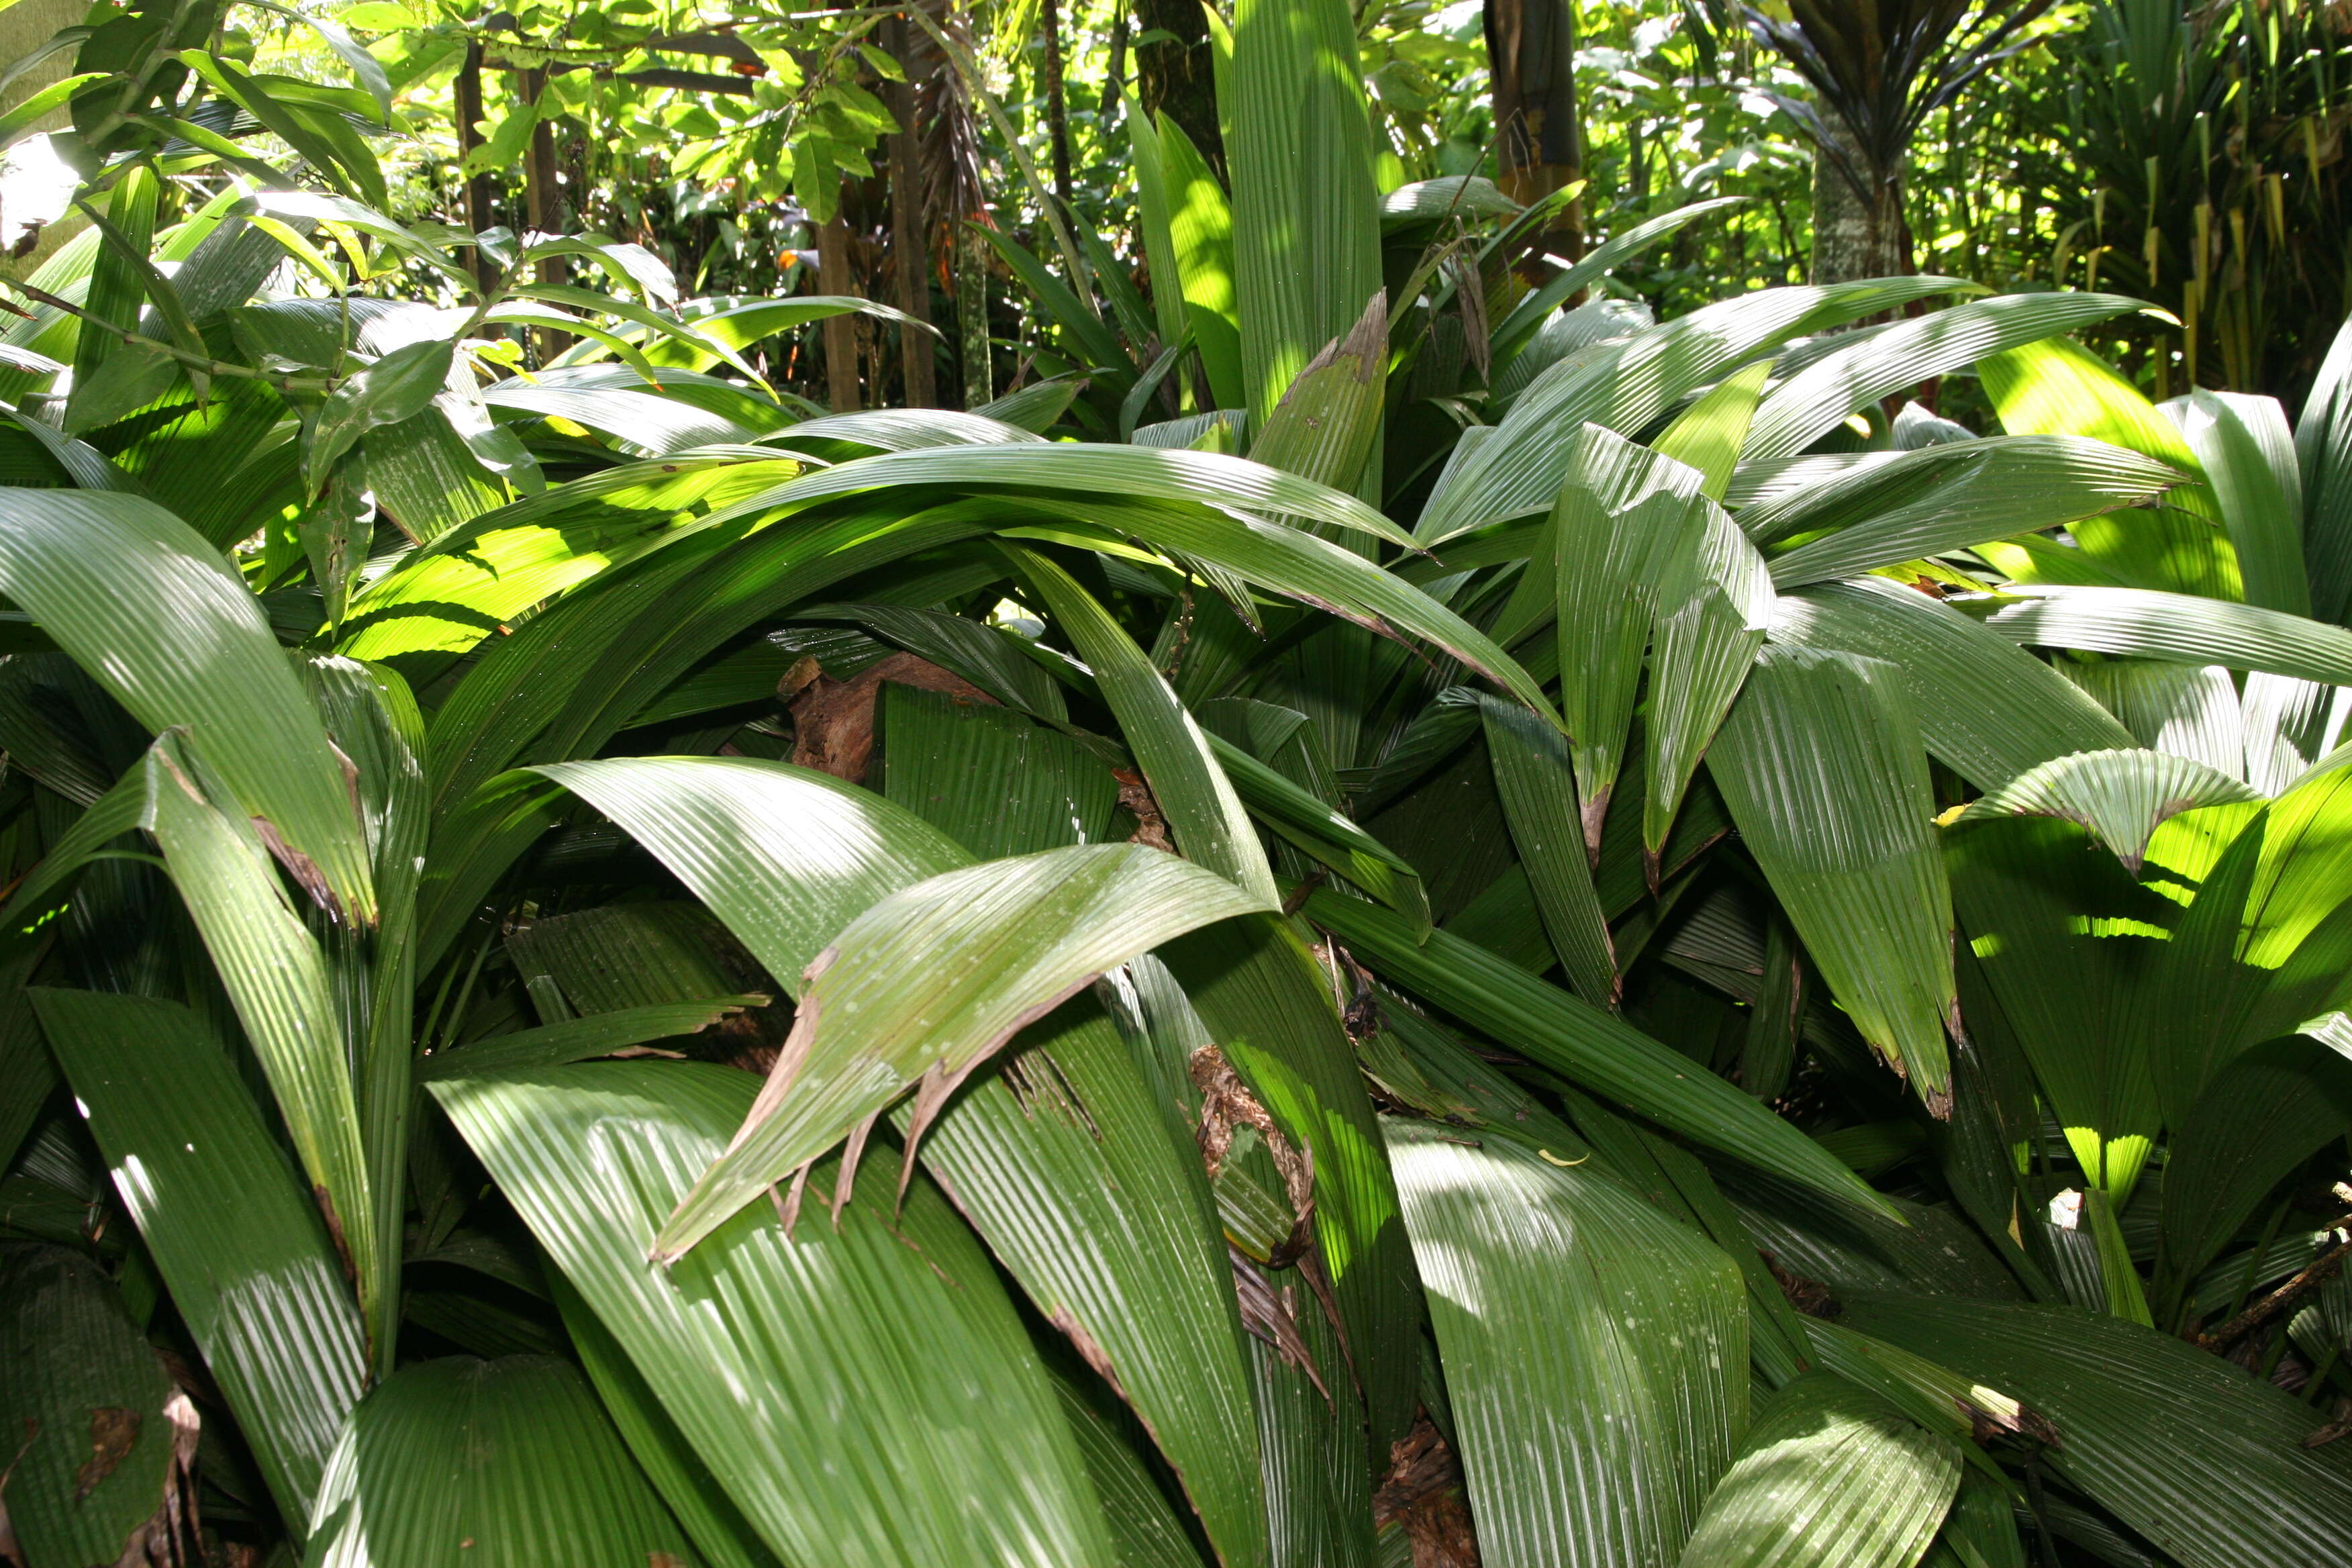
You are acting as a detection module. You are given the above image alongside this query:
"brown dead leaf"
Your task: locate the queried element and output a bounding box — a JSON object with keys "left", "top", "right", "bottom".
{"left": 75, "top": 1408, "right": 139, "bottom": 1502}
{"left": 1373, "top": 1414, "right": 1480, "bottom": 1568}
{"left": 786, "top": 652, "right": 995, "bottom": 783}
{"left": 1112, "top": 769, "right": 1174, "bottom": 852}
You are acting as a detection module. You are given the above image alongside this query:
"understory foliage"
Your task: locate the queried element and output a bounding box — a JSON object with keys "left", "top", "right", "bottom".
{"left": 8, "top": 3, "right": 2352, "bottom": 1568}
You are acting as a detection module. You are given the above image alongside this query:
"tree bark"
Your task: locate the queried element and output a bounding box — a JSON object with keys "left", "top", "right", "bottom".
{"left": 957, "top": 218, "right": 992, "bottom": 409}
{"left": 1484, "top": 0, "right": 1583, "bottom": 265}
{"left": 1134, "top": 0, "right": 1224, "bottom": 178}
{"left": 819, "top": 208, "right": 862, "bottom": 411}
{"left": 882, "top": 17, "right": 936, "bottom": 407}
{"left": 1040, "top": 0, "right": 1075, "bottom": 217}
{"left": 520, "top": 68, "right": 570, "bottom": 356}
{"left": 454, "top": 45, "right": 499, "bottom": 294}
{"left": 1807, "top": 105, "right": 1910, "bottom": 284}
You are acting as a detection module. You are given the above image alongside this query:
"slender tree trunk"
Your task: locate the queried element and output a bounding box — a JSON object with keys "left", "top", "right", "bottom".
{"left": 1484, "top": 0, "right": 1584, "bottom": 266}
{"left": 1134, "top": 0, "right": 1224, "bottom": 177}
{"left": 882, "top": 17, "right": 936, "bottom": 407}
{"left": 819, "top": 209, "right": 862, "bottom": 411}
{"left": 1808, "top": 107, "right": 1910, "bottom": 283}
{"left": 1040, "top": 0, "right": 1075, "bottom": 217}
{"left": 454, "top": 46, "right": 498, "bottom": 294}
{"left": 521, "top": 68, "right": 570, "bottom": 355}
{"left": 957, "top": 219, "right": 992, "bottom": 408}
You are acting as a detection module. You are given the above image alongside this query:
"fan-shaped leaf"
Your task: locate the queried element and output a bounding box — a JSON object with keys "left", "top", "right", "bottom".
{"left": 1838, "top": 1293, "right": 2352, "bottom": 1568}
{"left": 1673, "top": 1373, "right": 1961, "bottom": 1568}
{"left": 1955, "top": 748, "right": 2262, "bottom": 873}
{"left": 1388, "top": 1118, "right": 1748, "bottom": 1568}
{"left": 1709, "top": 646, "right": 1958, "bottom": 1110}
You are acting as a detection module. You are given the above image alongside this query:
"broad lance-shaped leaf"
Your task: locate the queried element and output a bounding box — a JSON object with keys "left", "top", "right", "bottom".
{"left": 1976, "top": 334, "right": 2235, "bottom": 600}
{"left": 1709, "top": 646, "right": 1959, "bottom": 1112}
{"left": 1387, "top": 1118, "right": 1748, "bottom": 1568}
{"left": 2152, "top": 1036, "right": 2352, "bottom": 1318}
{"left": 698, "top": 441, "right": 1418, "bottom": 551}
{"left": 0, "top": 489, "right": 374, "bottom": 919}
{"left": 550, "top": 1275, "right": 784, "bottom": 1568}
{"left": 1206, "top": 731, "right": 1432, "bottom": 936}
{"left": 418, "top": 995, "right": 772, "bottom": 1080}
{"left": 1470, "top": 690, "right": 1618, "bottom": 1006}
{"left": 897, "top": 1001, "right": 1271, "bottom": 1568}
{"left": 1550, "top": 424, "right": 1713, "bottom": 849}
{"left": 1671, "top": 1373, "right": 1962, "bottom": 1568}
{"left": 33, "top": 989, "right": 367, "bottom": 1536}
{"left": 1007, "top": 543, "right": 1281, "bottom": 906}
{"left": 431, "top": 1065, "right": 1116, "bottom": 1568}
{"left": 1155, "top": 112, "right": 1246, "bottom": 413}
{"left": 1953, "top": 748, "right": 2261, "bottom": 875}
{"left": 1416, "top": 276, "right": 1965, "bottom": 543}
{"left": 1740, "top": 291, "right": 2143, "bottom": 460}
{"left": 1649, "top": 358, "right": 1772, "bottom": 500}
{"left": 1228, "top": 0, "right": 1383, "bottom": 426}
{"left": 2143, "top": 758, "right": 2352, "bottom": 1124}
{"left": 12, "top": 736, "right": 382, "bottom": 1336}
{"left": 1983, "top": 584, "right": 2352, "bottom": 687}
{"left": 0, "top": 1246, "right": 195, "bottom": 1568}
{"left": 1757, "top": 435, "right": 2185, "bottom": 587}
{"left": 1945, "top": 815, "right": 2167, "bottom": 1199}
{"left": 1308, "top": 891, "right": 1898, "bottom": 1218}
{"left": 2298, "top": 311, "right": 2352, "bottom": 626}
{"left": 1158, "top": 914, "right": 1427, "bottom": 1462}
{"left": 2170, "top": 390, "right": 2308, "bottom": 616}
{"left": 1007, "top": 499, "right": 1560, "bottom": 721}
{"left": 1770, "top": 578, "right": 2137, "bottom": 790}
{"left": 1647, "top": 497, "right": 1775, "bottom": 861}
{"left": 869, "top": 650, "right": 1269, "bottom": 1568}
{"left": 528, "top": 756, "right": 967, "bottom": 1000}
{"left": 1838, "top": 1293, "right": 2352, "bottom": 1568}
{"left": 654, "top": 842, "right": 1267, "bottom": 1261}
{"left": 307, "top": 1357, "right": 698, "bottom": 1568}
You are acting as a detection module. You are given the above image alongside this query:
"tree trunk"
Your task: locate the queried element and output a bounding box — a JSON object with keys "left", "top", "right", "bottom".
{"left": 521, "top": 68, "right": 570, "bottom": 356}
{"left": 1808, "top": 107, "right": 1910, "bottom": 284}
{"left": 957, "top": 219, "right": 991, "bottom": 409}
{"left": 883, "top": 16, "right": 936, "bottom": 408}
{"left": 1134, "top": 0, "right": 1224, "bottom": 179}
{"left": 819, "top": 209, "right": 862, "bottom": 411}
{"left": 1040, "top": 0, "right": 1075, "bottom": 217}
{"left": 454, "top": 45, "right": 499, "bottom": 294}
{"left": 1484, "top": 0, "right": 1583, "bottom": 266}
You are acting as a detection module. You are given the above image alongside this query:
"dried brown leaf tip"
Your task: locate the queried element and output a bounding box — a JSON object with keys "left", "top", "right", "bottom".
{"left": 1373, "top": 1414, "right": 1480, "bottom": 1568}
